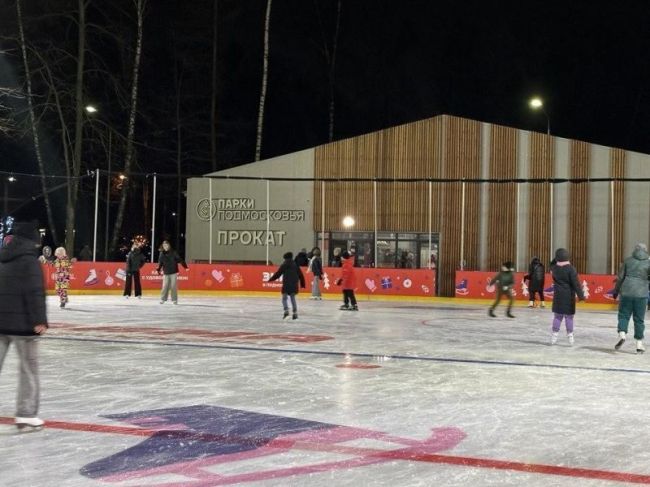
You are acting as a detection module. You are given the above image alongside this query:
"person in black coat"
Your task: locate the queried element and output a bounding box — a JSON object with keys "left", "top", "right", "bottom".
{"left": 525, "top": 256, "right": 546, "bottom": 308}
{"left": 294, "top": 248, "right": 309, "bottom": 267}
{"left": 0, "top": 221, "right": 48, "bottom": 429}
{"left": 308, "top": 247, "right": 323, "bottom": 300}
{"left": 550, "top": 248, "right": 585, "bottom": 345}
{"left": 156, "top": 241, "right": 188, "bottom": 304}
{"left": 269, "top": 251, "right": 305, "bottom": 320}
{"left": 124, "top": 244, "right": 146, "bottom": 298}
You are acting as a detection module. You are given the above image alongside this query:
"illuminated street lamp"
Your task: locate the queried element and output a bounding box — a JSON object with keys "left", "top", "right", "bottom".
{"left": 85, "top": 105, "right": 98, "bottom": 113}
{"left": 529, "top": 97, "right": 550, "bottom": 135}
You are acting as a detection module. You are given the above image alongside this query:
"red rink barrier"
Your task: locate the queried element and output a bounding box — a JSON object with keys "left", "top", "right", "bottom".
{"left": 455, "top": 270, "right": 619, "bottom": 305}
{"left": 42, "top": 262, "right": 437, "bottom": 297}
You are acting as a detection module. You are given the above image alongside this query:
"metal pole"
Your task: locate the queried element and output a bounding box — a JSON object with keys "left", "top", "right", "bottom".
{"left": 373, "top": 179, "right": 377, "bottom": 268}
{"left": 610, "top": 180, "right": 614, "bottom": 274}
{"left": 209, "top": 178, "right": 213, "bottom": 264}
{"left": 150, "top": 174, "right": 157, "bottom": 263}
{"left": 428, "top": 181, "right": 432, "bottom": 269}
{"left": 320, "top": 181, "right": 325, "bottom": 256}
{"left": 460, "top": 180, "right": 466, "bottom": 270}
{"left": 92, "top": 169, "right": 99, "bottom": 262}
{"left": 104, "top": 132, "right": 111, "bottom": 260}
{"left": 266, "top": 179, "right": 270, "bottom": 265}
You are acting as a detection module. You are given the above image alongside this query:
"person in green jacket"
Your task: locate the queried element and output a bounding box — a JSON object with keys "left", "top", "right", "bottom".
{"left": 488, "top": 261, "right": 516, "bottom": 318}
{"left": 614, "top": 243, "right": 650, "bottom": 353}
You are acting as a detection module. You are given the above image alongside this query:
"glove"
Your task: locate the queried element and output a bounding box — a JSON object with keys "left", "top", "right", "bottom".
{"left": 612, "top": 292, "right": 618, "bottom": 300}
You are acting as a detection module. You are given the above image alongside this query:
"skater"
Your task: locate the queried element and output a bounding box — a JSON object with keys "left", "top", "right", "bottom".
{"left": 337, "top": 250, "right": 358, "bottom": 310}
{"left": 613, "top": 243, "right": 650, "bottom": 353}
{"left": 156, "top": 240, "right": 188, "bottom": 305}
{"left": 268, "top": 251, "right": 305, "bottom": 319}
{"left": 308, "top": 247, "right": 323, "bottom": 300}
{"left": 0, "top": 221, "right": 48, "bottom": 430}
{"left": 525, "top": 256, "right": 546, "bottom": 308}
{"left": 550, "top": 248, "right": 585, "bottom": 345}
{"left": 488, "top": 261, "right": 515, "bottom": 318}
{"left": 53, "top": 247, "right": 72, "bottom": 308}
{"left": 124, "top": 243, "right": 146, "bottom": 298}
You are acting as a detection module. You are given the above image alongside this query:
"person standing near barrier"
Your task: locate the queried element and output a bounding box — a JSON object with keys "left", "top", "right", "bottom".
{"left": 124, "top": 243, "right": 146, "bottom": 299}
{"left": 337, "top": 250, "right": 358, "bottom": 311}
{"left": 525, "top": 256, "right": 546, "bottom": 308}
{"left": 613, "top": 243, "right": 650, "bottom": 353}
{"left": 0, "top": 221, "right": 48, "bottom": 430}
{"left": 309, "top": 247, "right": 323, "bottom": 300}
{"left": 156, "top": 240, "right": 188, "bottom": 305}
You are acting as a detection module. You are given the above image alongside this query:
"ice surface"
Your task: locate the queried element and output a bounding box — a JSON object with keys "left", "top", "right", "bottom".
{"left": 1, "top": 294, "right": 649, "bottom": 486}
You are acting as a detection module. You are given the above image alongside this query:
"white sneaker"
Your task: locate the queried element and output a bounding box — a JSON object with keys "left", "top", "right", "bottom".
{"left": 15, "top": 417, "right": 44, "bottom": 428}
{"left": 637, "top": 340, "right": 645, "bottom": 354}
{"left": 550, "top": 331, "right": 558, "bottom": 345}
{"left": 567, "top": 333, "right": 574, "bottom": 345}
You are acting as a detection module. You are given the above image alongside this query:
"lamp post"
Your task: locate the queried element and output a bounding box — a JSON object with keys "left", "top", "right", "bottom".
{"left": 529, "top": 97, "right": 550, "bottom": 136}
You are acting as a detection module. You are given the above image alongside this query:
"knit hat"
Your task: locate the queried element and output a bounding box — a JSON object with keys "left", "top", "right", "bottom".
{"left": 283, "top": 251, "right": 293, "bottom": 260}
{"left": 555, "top": 248, "right": 570, "bottom": 261}
{"left": 341, "top": 250, "right": 351, "bottom": 259}
{"left": 11, "top": 220, "right": 40, "bottom": 243}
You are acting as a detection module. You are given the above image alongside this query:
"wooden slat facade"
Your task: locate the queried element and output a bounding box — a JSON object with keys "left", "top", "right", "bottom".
{"left": 569, "top": 141, "right": 590, "bottom": 273}
{"left": 312, "top": 115, "right": 643, "bottom": 296}
{"left": 487, "top": 125, "right": 518, "bottom": 270}
{"left": 527, "top": 133, "right": 555, "bottom": 265}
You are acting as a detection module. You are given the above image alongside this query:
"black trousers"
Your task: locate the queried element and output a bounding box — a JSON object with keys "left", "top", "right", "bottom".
{"left": 343, "top": 289, "right": 357, "bottom": 306}
{"left": 124, "top": 271, "right": 142, "bottom": 296}
{"left": 529, "top": 289, "right": 545, "bottom": 301}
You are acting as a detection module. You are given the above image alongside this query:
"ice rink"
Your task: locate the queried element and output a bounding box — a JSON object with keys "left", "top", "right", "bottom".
{"left": 2, "top": 294, "right": 650, "bottom": 486}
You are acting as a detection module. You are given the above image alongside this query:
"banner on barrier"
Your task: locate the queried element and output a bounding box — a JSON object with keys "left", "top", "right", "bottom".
{"left": 42, "top": 262, "right": 437, "bottom": 297}
{"left": 454, "top": 270, "right": 619, "bottom": 304}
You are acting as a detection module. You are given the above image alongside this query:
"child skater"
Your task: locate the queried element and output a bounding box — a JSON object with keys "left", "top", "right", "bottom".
{"left": 488, "top": 261, "right": 515, "bottom": 318}
{"left": 124, "top": 243, "right": 146, "bottom": 299}
{"left": 550, "top": 248, "right": 585, "bottom": 345}
{"left": 337, "top": 250, "right": 358, "bottom": 311}
{"left": 156, "top": 240, "right": 188, "bottom": 305}
{"left": 268, "top": 251, "right": 305, "bottom": 319}
{"left": 525, "top": 256, "right": 546, "bottom": 308}
{"left": 53, "top": 247, "right": 72, "bottom": 308}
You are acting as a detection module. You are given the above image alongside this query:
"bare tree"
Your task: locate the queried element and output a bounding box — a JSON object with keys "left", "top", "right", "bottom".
{"left": 110, "top": 0, "right": 146, "bottom": 253}
{"left": 15, "top": 1, "right": 59, "bottom": 243}
{"left": 0, "top": 86, "right": 20, "bottom": 134}
{"left": 254, "top": 0, "right": 272, "bottom": 161}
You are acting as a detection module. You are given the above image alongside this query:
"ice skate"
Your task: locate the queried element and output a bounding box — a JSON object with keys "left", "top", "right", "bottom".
{"left": 528, "top": 301, "right": 534, "bottom": 308}
{"left": 15, "top": 417, "right": 44, "bottom": 431}
{"left": 350, "top": 305, "right": 358, "bottom": 311}
{"left": 567, "top": 333, "right": 574, "bottom": 346}
{"left": 614, "top": 331, "right": 626, "bottom": 350}
{"left": 59, "top": 301, "right": 65, "bottom": 308}
{"left": 506, "top": 311, "right": 515, "bottom": 318}
{"left": 340, "top": 304, "right": 350, "bottom": 311}
{"left": 292, "top": 313, "right": 298, "bottom": 320}
{"left": 550, "top": 331, "right": 558, "bottom": 345}
{"left": 636, "top": 340, "right": 645, "bottom": 354}
{"left": 488, "top": 309, "right": 496, "bottom": 318}
{"left": 283, "top": 310, "right": 290, "bottom": 320}
{"left": 540, "top": 302, "right": 546, "bottom": 308}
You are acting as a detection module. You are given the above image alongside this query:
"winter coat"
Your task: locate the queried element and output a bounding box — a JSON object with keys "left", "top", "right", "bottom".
{"left": 126, "top": 248, "right": 146, "bottom": 273}
{"left": 340, "top": 256, "right": 357, "bottom": 290}
{"left": 54, "top": 256, "right": 72, "bottom": 291}
{"left": 294, "top": 251, "right": 309, "bottom": 267}
{"left": 0, "top": 236, "right": 48, "bottom": 336}
{"left": 491, "top": 264, "right": 515, "bottom": 292}
{"left": 615, "top": 246, "right": 650, "bottom": 298}
{"left": 310, "top": 256, "right": 323, "bottom": 278}
{"left": 526, "top": 258, "right": 545, "bottom": 292}
{"left": 551, "top": 262, "right": 584, "bottom": 315}
{"left": 269, "top": 257, "right": 305, "bottom": 294}
{"left": 157, "top": 250, "right": 187, "bottom": 275}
